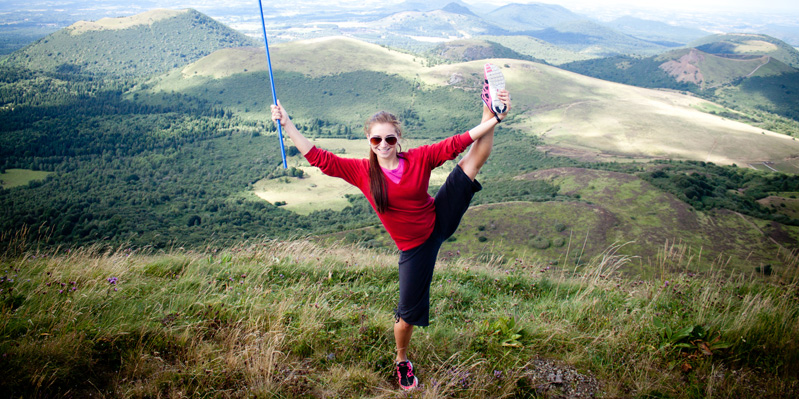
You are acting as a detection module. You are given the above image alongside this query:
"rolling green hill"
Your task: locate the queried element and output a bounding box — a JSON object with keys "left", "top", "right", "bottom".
{"left": 605, "top": 16, "right": 708, "bottom": 46}
{"left": 148, "top": 37, "right": 799, "bottom": 169}
{"left": 370, "top": 8, "right": 505, "bottom": 39}
{"left": 688, "top": 33, "right": 799, "bottom": 69}
{"left": 485, "top": 3, "right": 582, "bottom": 31}
{"left": 655, "top": 47, "right": 796, "bottom": 88}
{"left": 453, "top": 168, "right": 798, "bottom": 272}
{"left": 139, "top": 36, "right": 799, "bottom": 271}
{"left": 560, "top": 41, "right": 799, "bottom": 129}
{"left": 529, "top": 20, "right": 669, "bottom": 56}
{"left": 476, "top": 35, "right": 597, "bottom": 65}
{"left": 0, "top": 9, "right": 256, "bottom": 76}
{"left": 426, "top": 39, "right": 541, "bottom": 64}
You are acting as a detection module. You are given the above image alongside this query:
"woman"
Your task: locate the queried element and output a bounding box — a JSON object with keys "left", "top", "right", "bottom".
{"left": 270, "top": 67, "right": 510, "bottom": 390}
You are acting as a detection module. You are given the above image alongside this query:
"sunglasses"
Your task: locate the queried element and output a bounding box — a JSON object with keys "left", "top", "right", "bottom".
{"left": 369, "top": 136, "right": 398, "bottom": 146}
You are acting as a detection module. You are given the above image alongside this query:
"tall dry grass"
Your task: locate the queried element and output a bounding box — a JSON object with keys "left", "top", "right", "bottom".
{"left": 1, "top": 238, "right": 798, "bottom": 397}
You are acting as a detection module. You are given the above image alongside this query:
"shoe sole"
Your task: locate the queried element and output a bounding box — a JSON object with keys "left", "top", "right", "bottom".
{"left": 484, "top": 63, "right": 506, "bottom": 114}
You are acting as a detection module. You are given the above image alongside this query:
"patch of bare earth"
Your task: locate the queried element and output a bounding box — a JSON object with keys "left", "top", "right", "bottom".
{"left": 659, "top": 49, "right": 705, "bottom": 85}
{"left": 520, "top": 359, "right": 600, "bottom": 398}
{"left": 538, "top": 146, "right": 669, "bottom": 163}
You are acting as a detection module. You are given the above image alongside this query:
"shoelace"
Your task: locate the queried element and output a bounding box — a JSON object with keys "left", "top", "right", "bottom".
{"left": 398, "top": 363, "right": 414, "bottom": 379}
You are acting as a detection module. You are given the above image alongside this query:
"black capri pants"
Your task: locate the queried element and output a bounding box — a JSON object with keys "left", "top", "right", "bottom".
{"left": 395, "top": 164, "right": 482, "bottom": 327}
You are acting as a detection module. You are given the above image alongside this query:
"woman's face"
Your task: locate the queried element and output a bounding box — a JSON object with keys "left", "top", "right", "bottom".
{"left": 368, "top": 123, "right": 399, "bottom": 161}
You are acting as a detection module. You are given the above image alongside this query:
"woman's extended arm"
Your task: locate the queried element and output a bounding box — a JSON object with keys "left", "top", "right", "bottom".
{"left": 270, "top": 100, "right": 314, "bottom": 156}
{"left": 468, "top": 89, "right": 511, "bottom": 142}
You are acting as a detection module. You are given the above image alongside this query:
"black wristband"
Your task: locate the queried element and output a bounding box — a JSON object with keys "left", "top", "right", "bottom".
{"left": 494, "top": 114, "right": 502, "bottom": 124}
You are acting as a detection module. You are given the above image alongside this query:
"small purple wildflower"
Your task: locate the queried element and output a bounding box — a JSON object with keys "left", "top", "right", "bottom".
{"left": 664, "top": 280, "right": 670, "bottom": 287}
{"left": 107, "top": 277, "right": 118, "bottom": 285}
{"left": 494, "top": 370, "right": 502, "bottom": 379}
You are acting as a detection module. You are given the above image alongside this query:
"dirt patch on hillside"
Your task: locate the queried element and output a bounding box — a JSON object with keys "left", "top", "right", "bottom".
{"left": 764, "top": 221, "right": 798, "bottom": 247}
{"left": 537, "top": 146, "right": 670, "bottom": 163}
{"left": 520, "top": 167, "right": 639, "bottom": 189}
{"left": 659, "top": 49, "right": 705, "bottom": 85}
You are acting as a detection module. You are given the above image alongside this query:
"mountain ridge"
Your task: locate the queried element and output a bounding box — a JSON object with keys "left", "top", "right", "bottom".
{"left": 1, "top": 8, "right": 256, "bottom": 76}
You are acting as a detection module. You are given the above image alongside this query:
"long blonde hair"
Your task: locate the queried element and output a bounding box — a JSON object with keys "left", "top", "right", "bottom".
{"left": 365, "top": 111, "right": 402, "bottom": 214}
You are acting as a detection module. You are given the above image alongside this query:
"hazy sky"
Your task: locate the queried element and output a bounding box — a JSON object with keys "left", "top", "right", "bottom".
{"left": 333, "top": 0, "right": 799, "bottom": 14}
{"left": 491, "top": 0, "right": 797, "bottom": 12}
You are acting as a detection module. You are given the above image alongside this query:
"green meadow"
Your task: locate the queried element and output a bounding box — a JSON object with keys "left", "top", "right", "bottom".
{"left": 2, "top": 239, "right": 797, "bottom": 397}
{"left": 0, "top": 169, "right": 53, "bottom": 189}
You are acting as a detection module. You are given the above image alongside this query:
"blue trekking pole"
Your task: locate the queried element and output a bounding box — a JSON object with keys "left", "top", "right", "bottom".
{"left": 257, "top": 0, "right": 287, "bottom": 169}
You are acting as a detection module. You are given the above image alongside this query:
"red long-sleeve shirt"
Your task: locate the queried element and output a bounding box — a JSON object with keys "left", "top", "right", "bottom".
{"left": 304, "top": 131, "right": 474, "bottom": 250}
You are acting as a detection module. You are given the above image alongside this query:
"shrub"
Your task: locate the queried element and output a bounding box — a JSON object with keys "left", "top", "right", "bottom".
{"left": 530, "top": 236, "right": 550, "bottom": 249}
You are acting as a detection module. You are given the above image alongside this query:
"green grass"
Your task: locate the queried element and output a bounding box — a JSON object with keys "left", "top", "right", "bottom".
{"left": 2, "top": 239, "right": 798, "bottom": 397}
{"left": 0, "top": 168, "right": 52, "bottom": 188}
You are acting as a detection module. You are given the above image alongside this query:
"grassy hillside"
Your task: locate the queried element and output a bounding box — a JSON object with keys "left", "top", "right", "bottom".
{"left": 476, "top": 35, "right": 596, "bottom": 65}
{"left": 605, "top": 16, "right": 708, "bottom": 46}
{"left": 3, "top": 27, "right": 799, "bottom": 279}
{"left": 0, "top": 9, "right": 256, "bottom": 76}
{"left": 560, "top": 45, "right": 799, "bottom": 136}
{"left": 475, "top": 168, "right": 797, "bottom": 270}
{"left": 485, "top": 3, "right": 582, "bottom": 31}
{"left": 425, "top": 39, "right": 541, "bottom": 64}
{"left": 528, "top": 20, "right": 669, "bottom": 56}
{"left": 689, "top": 33, "right": 799, "bottom": 69}
{"left": 370, "top": 9, "right": 505, "bottom": 39}
{"left": 179, "top": 37, "right": 423, "bottom": 80}
{"left": 150, "top": 37, "right": 799, "bottom": 171}
{"left": 656, "top": 48, "right": 796, "bottom": 88}
{"left": 1, "top": 240, "right": 797, "bottom": 397}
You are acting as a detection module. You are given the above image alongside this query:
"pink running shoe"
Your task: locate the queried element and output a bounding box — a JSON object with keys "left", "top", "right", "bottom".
{"left": 481, "top": 63, "right": 506, "bottom": 115}
{"left": 396, "top": 360, "right": 419, "bottom": 390}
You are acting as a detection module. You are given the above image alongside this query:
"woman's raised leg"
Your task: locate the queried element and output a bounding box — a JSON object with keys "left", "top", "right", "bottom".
{"left": 458, "top": 104, "right": 496, "bottom": 181}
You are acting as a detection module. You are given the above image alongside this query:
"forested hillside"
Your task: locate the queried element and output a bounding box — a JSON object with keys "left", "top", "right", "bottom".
{"left": 0, "top": 9, "right": 256, "bottom": 76}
